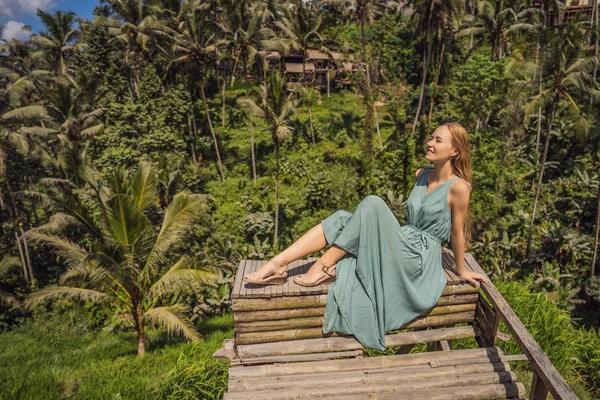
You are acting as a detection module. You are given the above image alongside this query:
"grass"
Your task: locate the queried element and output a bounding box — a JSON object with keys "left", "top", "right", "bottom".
{"left": 0, "top": 314, "right": 233, "bottom": 400}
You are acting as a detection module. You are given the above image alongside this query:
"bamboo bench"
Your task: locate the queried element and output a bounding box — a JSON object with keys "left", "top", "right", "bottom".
{"left": 214, "top": 251, "right": 577, "bottom": 400}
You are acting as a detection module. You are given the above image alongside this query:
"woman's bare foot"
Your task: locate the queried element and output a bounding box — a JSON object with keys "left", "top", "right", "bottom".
{"left": 243, "top": 256, "right": 288, "bottom": 284}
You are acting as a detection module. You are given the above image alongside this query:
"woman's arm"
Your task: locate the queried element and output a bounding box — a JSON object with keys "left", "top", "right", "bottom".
{"left": 449, "top": 180, "right": 488, "bottom": 285}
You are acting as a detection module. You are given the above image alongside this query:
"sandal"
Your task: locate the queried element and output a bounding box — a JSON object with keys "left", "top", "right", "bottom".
{"left": 294, "top": 259, "right": 336, "bottom": 287}
{"left": 243, "top": 258, "right": 288, "bottom": 285}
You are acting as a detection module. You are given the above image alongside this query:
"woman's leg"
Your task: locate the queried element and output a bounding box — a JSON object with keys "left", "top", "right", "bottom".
{"left": 297, "top": 195, "right": 390, "bottom": 284}
{"left": 244, "top": 222, "right": 330, "bottom": 281}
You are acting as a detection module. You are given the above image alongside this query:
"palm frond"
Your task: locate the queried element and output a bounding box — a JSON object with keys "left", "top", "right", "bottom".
{"left": 142, "top": 193, "right": 209, "bottom": 277}
{"left": 130, "top": 162, "right": 158, "bottom": 214}
{"left": 0, "top": 256, "right": 21, "bottom": 276}
{"left": 144, "top": 304, "right": 200, "bottom": 341}
{"left": 24, "top": 286, "right": 110, "bottom": 310}
{"left": 80, "top": 124, "right": 104, "bottom": 137}
{"left": 148, "top": 256, "right": 217, "bottom": 299}
{"left": 20, "top": 126, "right": 59, "bottom": 136}
{"left": 237, "top": 97, "right": 265, "bottom": 117}
{"left": 2, "top": 106, "right": 49, "bottom": 121}
{"left": 0, "top": 290, "right": 20, "bottom": 308}
{"left": 26, "top": 213, "right": 79, "bottom": 235}
{"left": 28, "top": 232, "right": 88, "bottom": 268}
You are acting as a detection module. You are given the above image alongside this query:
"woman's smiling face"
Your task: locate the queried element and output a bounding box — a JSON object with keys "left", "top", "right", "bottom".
{"left": 425, "top": 125, "right": 458, "bottom": 162}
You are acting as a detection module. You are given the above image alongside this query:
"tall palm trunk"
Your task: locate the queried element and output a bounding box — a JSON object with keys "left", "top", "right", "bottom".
{"left": 412, "top": 36, "right": 434, "bottom": 134}
{"left": 273, "top": 137, "right": 280, "bottom": 249}
{"left": 526, "top": 100, "right": 556, "bottom": 256}
{"left": 200, "top": 80, "right": 226, "bottom": 182}
{"left": 592, "top": 178, "right": 600, "bottom": 278}
{"left": 374, "top": 103, "right": 382, "bottom": 149}
{"left": 536, "top": 57, "right": 543, "bottom": 156}
{"left": 426, "top": 40, "right": 446, "bottom": 134}
{"left": 308, "top": 106, "right": 316, "bottom": 149}
{"left": 591, "top": 0, "right": 599, "bottom": 106}
{"left": 188, "top": 112, "right": 198, "bottom": 164}
{"left": 4, "top": 174, "right": 34, "bottom": 286}
{"left": 15, "top": 231, "right": 29, "bottom": 283}
{"left": 222, "top": 74, "right": 227, "bottom": 128}
{"left": 246, "top": 80, "right": 257, "bottom": 184}
{"left": 250, "top": 114, "right": 257, "bottom": 184}
{"left": 359, "top": 18, "right": 375, "bottom": 193}
{"left": 133, "top": 306, "right": 146, "bottom": 356}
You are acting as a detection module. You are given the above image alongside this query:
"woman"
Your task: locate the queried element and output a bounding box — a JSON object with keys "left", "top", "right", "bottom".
{"left": 243, "top": 122, "right": 488, "bottom": 350}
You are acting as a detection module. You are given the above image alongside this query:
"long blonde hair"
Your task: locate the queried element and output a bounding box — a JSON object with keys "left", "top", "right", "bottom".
{"left": 441, "top": 122, "right": 473, "bottom": 249}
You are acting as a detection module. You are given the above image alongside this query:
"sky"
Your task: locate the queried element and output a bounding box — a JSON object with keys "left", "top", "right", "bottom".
{"left": 0, "top": 0, "right": 97, "bottom": 41}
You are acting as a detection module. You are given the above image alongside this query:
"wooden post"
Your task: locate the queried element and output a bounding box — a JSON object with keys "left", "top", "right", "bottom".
{"left": 530, "top": 371, "right": 549, "bottom": 400}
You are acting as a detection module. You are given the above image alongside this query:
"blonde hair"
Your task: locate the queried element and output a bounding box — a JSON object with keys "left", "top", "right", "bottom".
{"left": 441, "top": 122, "right": 474, "bottom": 249}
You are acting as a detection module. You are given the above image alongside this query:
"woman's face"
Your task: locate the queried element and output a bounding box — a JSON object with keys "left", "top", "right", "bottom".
{"left": 425, "top": 126, "right": 458, "bottom": 162}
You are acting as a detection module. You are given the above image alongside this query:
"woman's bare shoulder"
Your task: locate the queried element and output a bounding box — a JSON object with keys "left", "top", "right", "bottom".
{"left": 449, "top": 178, "right": 471, "bottom": 198}
{"left": 414, "top": 167, "right": 427, "bottom": 179}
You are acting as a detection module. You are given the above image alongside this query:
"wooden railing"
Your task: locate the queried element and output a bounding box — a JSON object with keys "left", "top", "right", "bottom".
{"left": 463, "top": 252, "right": 578, "bottom": 400}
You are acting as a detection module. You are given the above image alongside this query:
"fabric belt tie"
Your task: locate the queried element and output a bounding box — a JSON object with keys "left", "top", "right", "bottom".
{"left": 406, "top": 224, "right": 442, "bottom": 249}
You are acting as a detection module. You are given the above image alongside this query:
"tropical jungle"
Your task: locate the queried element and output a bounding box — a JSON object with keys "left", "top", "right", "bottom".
{"left": 1, "top": 0, "right": 600, "bottom": 398}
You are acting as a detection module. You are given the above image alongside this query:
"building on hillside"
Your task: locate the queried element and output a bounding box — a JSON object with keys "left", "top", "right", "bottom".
{"left": 533, "top": 0, "right": 599, "bottom": 23}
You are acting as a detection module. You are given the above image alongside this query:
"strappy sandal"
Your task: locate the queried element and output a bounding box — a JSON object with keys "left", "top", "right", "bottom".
{"left": 294, "top": 259, "right": 336, "bottom": 287}
{"left": 243, "top": 258, "right": 288, "bottom": 285}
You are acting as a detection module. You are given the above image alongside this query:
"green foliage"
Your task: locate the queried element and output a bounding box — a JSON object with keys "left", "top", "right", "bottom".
{"left": 0, "top": 312, "right": 233, "bottom": 399}
{"left": 158, "top": 355, "right": 228, "bottom": 400}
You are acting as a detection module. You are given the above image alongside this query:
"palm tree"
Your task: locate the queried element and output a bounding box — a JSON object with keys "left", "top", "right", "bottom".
{"left": 508, "top": 20, "right": 600, "bottom": 257}
{"left": 96, "top": 0, "right": 165, "bottom": 97}
{"left": 30, "top": 10, "right": 81, "bottom": 83}
{"left": 24, "top": 160, "right": 215, "bottom": 356}
{"left": 295, "top": 84, "right": 320, "bottom": 149}
{"left": 404, "top": 0, "right": 465, "bottom": 134}
{"left": 169, "top": 0, "right": 227, "bottom": 182}
{"left": 320, "top": 0, "right": 388, "bottom": 192}
{"left": 458, "top": 0, "right": 540, "bottom": 61}
{"left": 238, "top": 71, "right": 297, "bottom": 249}
{"left": 276, "top": 0, "right": 324, "bottom": 80}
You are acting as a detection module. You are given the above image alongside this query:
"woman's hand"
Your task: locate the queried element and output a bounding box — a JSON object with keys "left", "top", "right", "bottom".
{"left": 457, "top": 269, "right": 489, "bottom": 286}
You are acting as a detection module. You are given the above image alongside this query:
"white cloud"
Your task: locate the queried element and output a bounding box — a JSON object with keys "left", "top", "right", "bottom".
{"left": 2, "top": 20, "right": 30, "bottom": 41}
{"left": 0, "top": 0, "right": 53, "bottom": 18}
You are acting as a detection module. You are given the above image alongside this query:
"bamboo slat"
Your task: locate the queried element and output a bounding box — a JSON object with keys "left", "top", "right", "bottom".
{"left": 232, "top": 260, "right": 245, "bottom": 299}
{"left": 236, "top": 311, "right": 475, "bottom": 345}
{"left": 238, "top": 260, "right": 250, "bottom": 299}
{"left": 230, "top": 346, "right": 504, "bottom": 379}
{"left": 224, "top": 371, "right": 520, "bottom": 399}
{"left": 230, "top": 350, "right": 363, "bottom": 367}
{"left": 235, "top": 325, "right": 481, "bottom": 359}
{"left": 235, "top": 316, "right": 324, "bottom": 333}
{"left": 232, "top": 292, "right": 477, "bottom": 313}
{"left": 234, "top": 305, "right": 476, "bottom": 334}
{"left": 228, "top": 368, "right": 517, "bottom": 395}
{"left": 308, "top": 383, "right": 526, "bottom": 400}
{"left": 229, "top": 362, "right": 512, "bottom": 392}
{"left": 234, "top": 306, "right": 326, "bottom": 322}
{"left": 442, "top": 253, "right": 461, "bottom": 284}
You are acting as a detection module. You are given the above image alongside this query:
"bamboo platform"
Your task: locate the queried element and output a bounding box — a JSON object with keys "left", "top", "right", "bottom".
{"left": 231, "top": 252, "right": 479, "bottom": 345}
{"left": 215, "top": 250, "right": 578, "bottom": 400}
{"left": 224, "top": 346, "right": 528, "bottom": 399}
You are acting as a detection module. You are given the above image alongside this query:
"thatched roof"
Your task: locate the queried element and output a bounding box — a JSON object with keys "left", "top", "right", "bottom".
{"left": 307, "top": 51, "right": 345, "bottom": 61}
{"left": 342, "top": 62, "right": 354, "bottom": 72}
{"left": 258, "top": 50, "right": 281, "bottom": 60}
{"left": 307, "top": 51, "right": 329, "bottom": 60}
{"left": 285, "top": 62, "right": 315, "bottom": 73}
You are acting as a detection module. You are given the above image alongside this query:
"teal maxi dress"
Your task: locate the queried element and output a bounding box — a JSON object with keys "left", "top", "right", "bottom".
{"left": 321, "top": 166, "right": 459, "bottom": 350}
